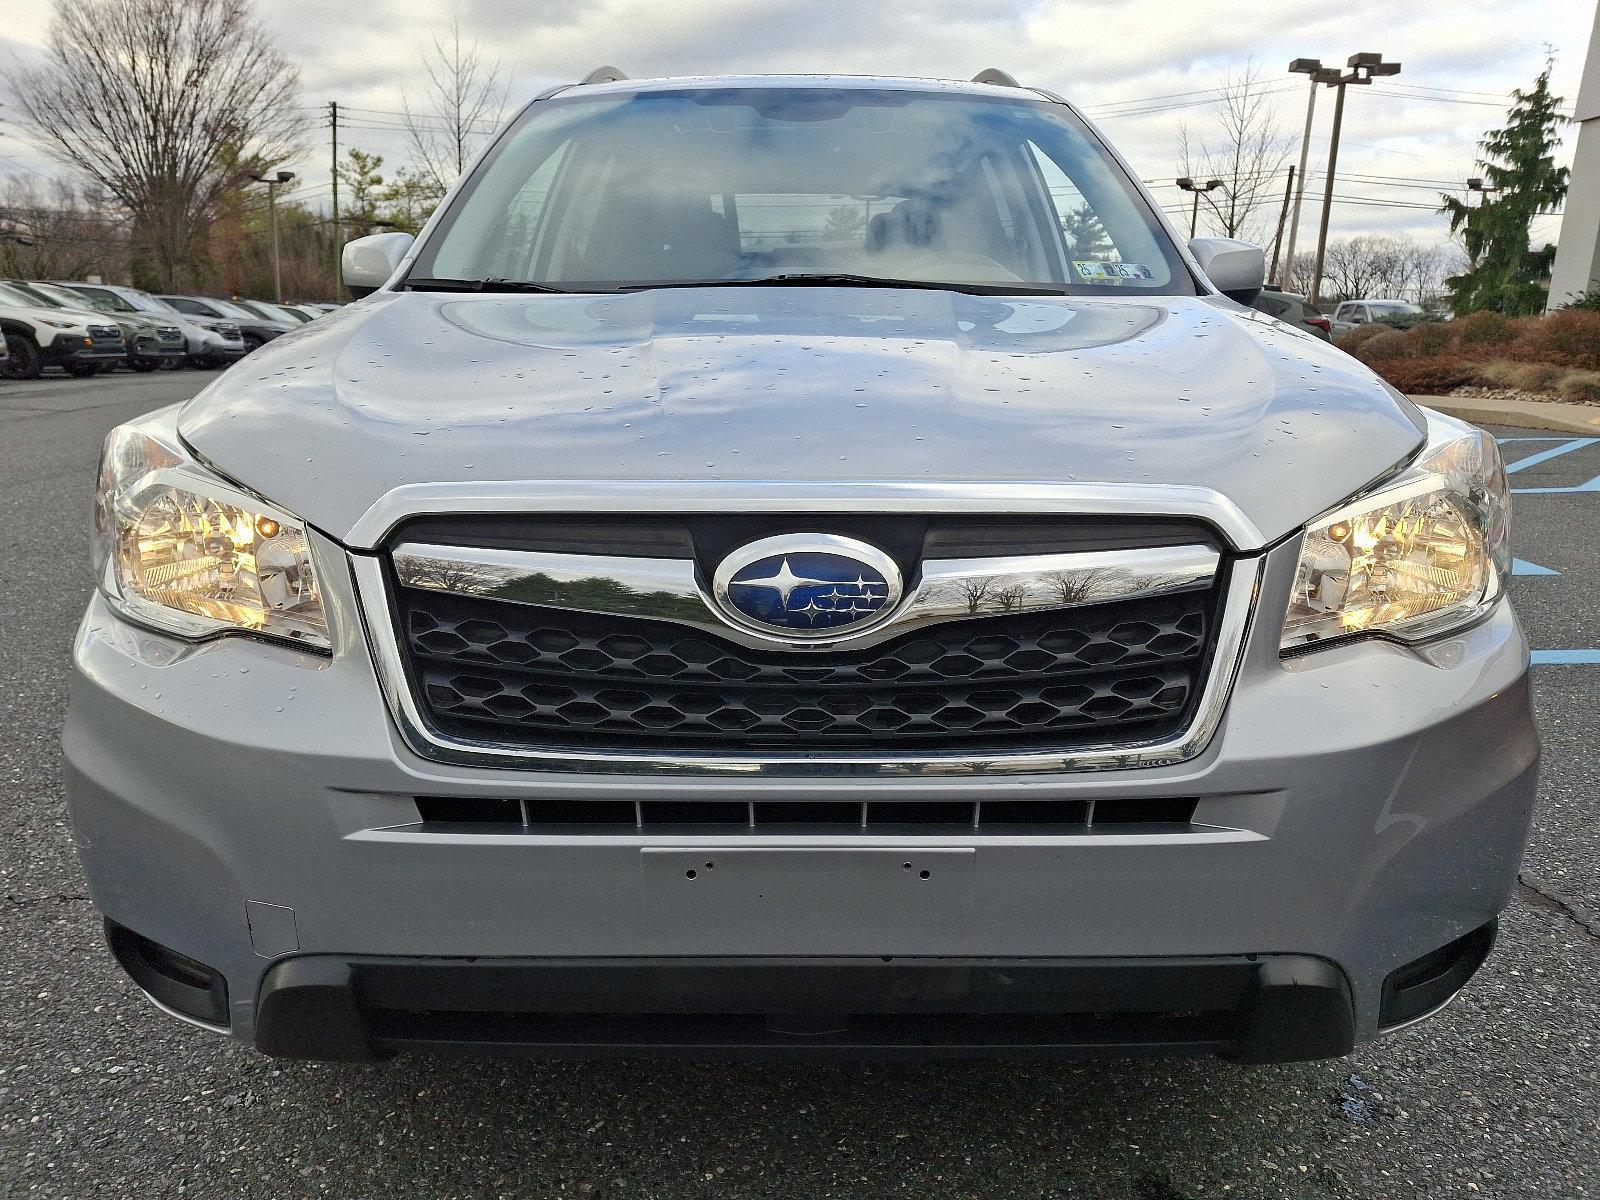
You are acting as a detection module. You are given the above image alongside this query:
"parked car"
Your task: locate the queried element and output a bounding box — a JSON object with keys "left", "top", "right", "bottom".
{"left": 1251, "top": 286, "right": 1332, "bottom": 340}
{"left": 1329, "top": 299, "right": 1426, "bottom": 334}
{"left": 0, "top": 281, "right": 125, "bottom": 378}
{"left": 11, "top": 280, "right": 187, "bottom": 372}
{"left": 231, "top": 298, "right": 317, "bottom": 324}
{"left": 60, "top": 283, "right": 248, "bottom": 369}
{"left": 68, "top": 72, "right": 1535, "bottom": 1066}
{"left": 156, "top": 295, "right": 293, "bottom": 350}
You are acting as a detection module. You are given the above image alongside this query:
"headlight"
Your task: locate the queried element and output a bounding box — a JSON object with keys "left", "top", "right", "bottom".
{"left": 1282, "top": 411, "right": 1509, "bottom": 653}
{"left": 92, "top": 410, "right": 329, "bottom": 650}
{"left": 40, "top": 318, "right": 80, "bottom": 329}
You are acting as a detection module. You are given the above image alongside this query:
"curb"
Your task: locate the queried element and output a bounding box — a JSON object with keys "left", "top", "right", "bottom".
{"left": 1411, "top": 394, "right": 1600, "bottom": 436}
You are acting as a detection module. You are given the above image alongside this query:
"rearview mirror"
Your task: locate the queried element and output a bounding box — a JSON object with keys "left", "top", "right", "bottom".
{"left": 342, "top": 232, "right": 414, "bottom": 298}
{"left": 1188, "top": 237, "right": 1266, "bottom": 306}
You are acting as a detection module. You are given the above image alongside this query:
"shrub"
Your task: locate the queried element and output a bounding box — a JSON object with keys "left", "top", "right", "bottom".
{"left": 1507, "top": 362, "right": 1569, "bottom": 393}
{"left": 1371, "top": 355, "right": 1480, "bottom": 395}
{"left": 1334, "top": 323, "right": 1389, "bottom": 352}
{"left": 1513, "top": 309, "right": 1600, "bottom": 372}
{"left": 1556, "top": 372, "right": 1600, "bottom": 405}
{"left": 1353, "top": 328, "right": 1415, "bottom": 362}
{"left": 1405, "top": 321, "right": 1453, "bottom": 356}
{"left": 1452, "top": 310, "right": 1516, "bottom": 351}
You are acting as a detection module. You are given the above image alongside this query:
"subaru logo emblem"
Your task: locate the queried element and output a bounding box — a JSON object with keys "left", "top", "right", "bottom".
{"left": 712, "top": 535, "right": 903, "bottom": 641}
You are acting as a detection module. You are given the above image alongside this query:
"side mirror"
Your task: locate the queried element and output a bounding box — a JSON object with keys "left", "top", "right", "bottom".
{"left": 342, "top": 232, "right": 415, "bottom": 298}
{"left": 1188, "top": 237, "right": 1266, "bottom": 306}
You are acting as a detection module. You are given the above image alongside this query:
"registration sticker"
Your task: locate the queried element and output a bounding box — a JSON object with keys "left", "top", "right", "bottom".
{"left": 1073, "top": 260, "right": 1155, "bottom": 283}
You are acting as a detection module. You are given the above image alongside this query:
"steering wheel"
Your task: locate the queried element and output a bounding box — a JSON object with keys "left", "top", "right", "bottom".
{"left": 897, "top": 250, "right": 1026, "bottom": 284}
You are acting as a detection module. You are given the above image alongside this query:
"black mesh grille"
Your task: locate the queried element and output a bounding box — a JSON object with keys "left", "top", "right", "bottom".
{"left": 391, "top": 573, "right": 1221, "bottom": 753}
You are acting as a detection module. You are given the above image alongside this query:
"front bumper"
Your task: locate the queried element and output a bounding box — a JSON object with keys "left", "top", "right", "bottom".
{"left": 40, "top": 336, "right": 125, "bottom": 366}
{"left": 62, "top": 535, "right": 1539, "bottom": 1060}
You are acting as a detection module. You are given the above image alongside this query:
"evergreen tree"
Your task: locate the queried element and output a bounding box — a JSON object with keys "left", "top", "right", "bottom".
{"left": 1441, "top": 61, "right": 1569, "bottom": 315}
{"left": 1061, "top": 205, "right": 1114, "bottom": 260}
{"left": 336, "top": 148, "right": 389, "bottom": 230}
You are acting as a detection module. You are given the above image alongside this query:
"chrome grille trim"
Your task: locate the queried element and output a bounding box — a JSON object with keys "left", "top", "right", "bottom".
{"left": 344, "top": 480, "right": 1265, "bottom": 551}
{"left": 350, "top": 551, "right": 1261, "bottom": 777}
{"left": 391, "top": 541, "right": 1221, "bottom": 652}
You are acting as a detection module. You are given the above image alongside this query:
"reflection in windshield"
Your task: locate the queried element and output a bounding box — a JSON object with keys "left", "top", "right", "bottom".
{"left": 418, "top": 88, "right": 1191, "bottom": 297}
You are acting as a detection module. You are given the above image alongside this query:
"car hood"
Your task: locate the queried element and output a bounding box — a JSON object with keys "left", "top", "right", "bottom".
{"left": 179, "top": 287, "right": 1425, "bottom": 550}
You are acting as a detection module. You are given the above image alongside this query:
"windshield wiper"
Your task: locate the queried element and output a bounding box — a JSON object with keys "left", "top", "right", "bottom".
{"left": 619, "top": 273, "right": 1068, "bottom": 297}
{"left": 403, "top": 276, "right": 590, "bottom": 294}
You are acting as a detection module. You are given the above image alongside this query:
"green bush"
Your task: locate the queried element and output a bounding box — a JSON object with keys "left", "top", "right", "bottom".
{"left": 1452, "top": 310, "right": 1516, "bottom": 350}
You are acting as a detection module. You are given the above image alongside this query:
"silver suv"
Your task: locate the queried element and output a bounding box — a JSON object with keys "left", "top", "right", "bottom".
{"left": 67, "top": 72, "right": 1537, "bottom": 1064}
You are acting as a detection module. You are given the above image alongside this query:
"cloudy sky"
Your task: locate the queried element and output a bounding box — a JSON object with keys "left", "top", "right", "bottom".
{"left": 1, "top": 0, "right": 1594, "bottom": 254}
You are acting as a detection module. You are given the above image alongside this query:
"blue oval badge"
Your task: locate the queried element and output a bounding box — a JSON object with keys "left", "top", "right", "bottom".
{"left": 712, "top": 535, "right": 902, "bottom": 640}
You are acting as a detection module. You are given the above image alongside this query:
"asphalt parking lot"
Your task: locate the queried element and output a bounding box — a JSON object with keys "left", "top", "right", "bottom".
{"left": 1, "top": 371, "right": 1596, "bottom": 1200}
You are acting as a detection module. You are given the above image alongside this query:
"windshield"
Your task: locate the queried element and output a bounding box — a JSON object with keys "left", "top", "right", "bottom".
{"left": 5, "top": 282, "right": 67, "bottom": 308}
{"left": 68, "top": 286, "right": 138, "bottom": 313}
{"left": 1366, "top": 302, "right": 1422, "bottom": 316}
{"left": 413, "top": 87, "right": 1192, "bottom": 296}
{"left": 0, "top": 283, "right": 45, "bottom": 309}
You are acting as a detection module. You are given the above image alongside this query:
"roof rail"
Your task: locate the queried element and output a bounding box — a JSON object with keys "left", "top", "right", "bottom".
{"left": 579, "top": 66, "right": 628, "bottom": 85}
{"left": 972, "top": 68, "right": 1020, "bottom": 87}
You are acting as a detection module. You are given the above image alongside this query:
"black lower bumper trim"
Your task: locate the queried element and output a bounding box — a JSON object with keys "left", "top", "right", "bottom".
{"left": 1380, "top": 920, "right": 1497, "bottom": 1029}
{"left": 254, "top": 954, "right": 1355, "bottom": 1064}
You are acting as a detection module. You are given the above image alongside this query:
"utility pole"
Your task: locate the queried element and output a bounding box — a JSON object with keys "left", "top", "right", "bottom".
{"left": 329, "top": 100, "right": 340, "bottom": 294}
{"left": 1280, "top": 59, "right": 1329, "bottom": 290}
{"left": 1309, "top": 52, "right": 1402, "bottom": 305}
{"left": 251, "top": 169, "right": 296, "bottom": 302}
{"left": 1176, "top": 177, "right": 1223, "bottom": 238}
{"left": 1268, "top": 165, "right": 1296, "bottom": 281}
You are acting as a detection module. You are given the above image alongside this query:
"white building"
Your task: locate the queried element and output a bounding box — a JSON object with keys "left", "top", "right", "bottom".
{"left": 1548, "top": 1, "right": 1600, "bottom": 308}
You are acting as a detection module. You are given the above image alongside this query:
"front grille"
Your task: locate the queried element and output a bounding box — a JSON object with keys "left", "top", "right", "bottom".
{"left": 413, "top": 795, "right": 1199, "bottom": 830}
{"left": 87, "top": 324, "right": 122, "bottom": 341}
{"left": 392, "top": 572, "right": 1221, "bottom": 754}
{"left": 155, "top": 325, "right": 183, "bottom": 342}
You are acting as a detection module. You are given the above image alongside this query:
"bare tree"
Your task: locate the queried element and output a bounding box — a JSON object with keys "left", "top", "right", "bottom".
{"left": 6, "top": 0, "right": 304, "bottom": 291}
{"left": 1041, "top": 568, "right": 1110, "bottom": 607}
{"left": 402, "top": 22, "right": 508, "bottom": 192}
{"left": 1177, "top": 66, "right": 1292, "bottom": 245}
{"left": 949, "top": 577, "right": 997, "bottom": 615}
{"left": 0, "top": 177, "right": 130, "bottom": 281}
{"left": 1294, "top": 236, "right": 1454, "bottom": 304}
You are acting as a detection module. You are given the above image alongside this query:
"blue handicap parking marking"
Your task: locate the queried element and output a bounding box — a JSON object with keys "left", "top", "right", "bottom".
{"left": 1495, "top": 436, "right": 1600, "bottom": 493}
{"left": 1532, "top": 650, "right": 1600, "bottom": 665}
{"left": 1513, "top": 558, "right": 1560, "bottom": 576}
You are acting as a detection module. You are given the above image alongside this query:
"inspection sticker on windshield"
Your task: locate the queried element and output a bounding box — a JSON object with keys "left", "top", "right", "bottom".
{"left": 1073, "top": 261, "right": 1154, "bottom": 283}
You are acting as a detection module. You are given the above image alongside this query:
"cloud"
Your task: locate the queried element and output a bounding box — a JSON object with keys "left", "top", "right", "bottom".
{"left": 1, "top": 0, "right": 1593, "bottom": 249}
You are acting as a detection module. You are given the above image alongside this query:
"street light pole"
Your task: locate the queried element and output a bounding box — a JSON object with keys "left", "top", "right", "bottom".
{"left": 1309, "top": 52, "right": 1401, "bottom": 305}
{"left": 1176, "top": 177, "right": 1224, "bottom": 238}
{"left": 250, "top": 169, "right": 296, "bottom": 302}
{"left": 1279, "top": 59, "right": 1324, "bottom": 290}
{"left": 1467, "top": 176, "right": 1503, "bottom": 208}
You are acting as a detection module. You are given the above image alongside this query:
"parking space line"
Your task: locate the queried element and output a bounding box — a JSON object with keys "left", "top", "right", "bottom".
{"left": 1499, "top": 437, "right": 1599, "bottom": 474}
{"left": 1513, "top": 558, "right": 1560, "bottom": 576}
{"left": 1531, "top": 651, "right": 1600, "bottom": 665}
